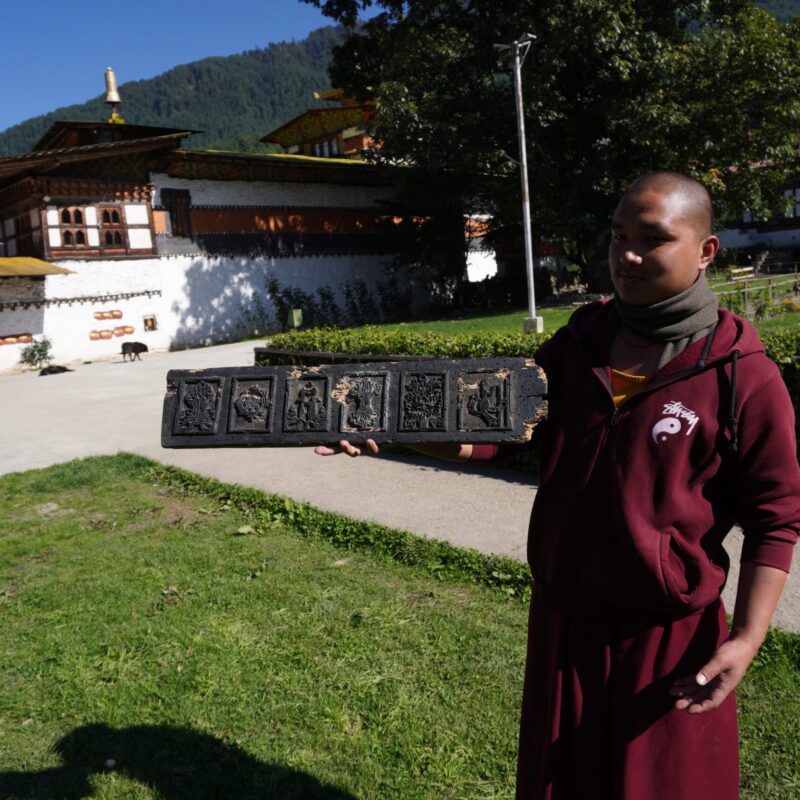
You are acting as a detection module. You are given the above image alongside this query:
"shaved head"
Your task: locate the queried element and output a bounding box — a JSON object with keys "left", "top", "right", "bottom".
{"left": 623, "top": 172, "right": 714, "bottom": 239}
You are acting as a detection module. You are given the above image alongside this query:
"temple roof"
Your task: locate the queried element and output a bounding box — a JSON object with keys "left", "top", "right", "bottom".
{"left": 0, "top": 125, "right": 395, "bottom": 191}
{"left": 0, "top": 132, "right": 191, "bottom": 184}
{"left": 261, "top": 105, "right": 373, "bottom": 148}
{"left": 32, "top": 121, "right": 197, "bottom": 152}
{"left": 166, "top": 148, "right": 393, "bottom": 186}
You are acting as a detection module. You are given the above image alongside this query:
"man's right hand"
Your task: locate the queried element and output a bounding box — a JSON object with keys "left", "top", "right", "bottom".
{"left": 314, "top": 439, "right": 380, "bottom": 457}
{"left": 314, "top": 441, "right": 473, "bottom": 462}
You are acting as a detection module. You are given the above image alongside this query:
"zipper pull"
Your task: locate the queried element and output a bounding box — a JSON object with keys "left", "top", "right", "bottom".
{"left": 610, "top": 407, "right": 620, "bottom": 427}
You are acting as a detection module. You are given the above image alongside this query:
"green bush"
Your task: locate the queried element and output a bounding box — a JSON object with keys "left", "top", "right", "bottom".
{"left": 762, "top": 331, "right": 800, "bottom": 430}
{"left": 18, "top": 336, "right": 53, "bottom": 370}
{"left": 263, "top": 326, "right": 552, "bottom": 361}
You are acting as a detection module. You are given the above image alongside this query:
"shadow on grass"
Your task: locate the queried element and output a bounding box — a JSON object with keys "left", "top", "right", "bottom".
{"left": 0, "top": 723, "right": 356, "bottom": 800}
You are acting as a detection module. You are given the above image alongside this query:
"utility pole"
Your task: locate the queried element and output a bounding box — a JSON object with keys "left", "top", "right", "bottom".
{"left": 495, "top": 33, "right": 543, "bottom": 334}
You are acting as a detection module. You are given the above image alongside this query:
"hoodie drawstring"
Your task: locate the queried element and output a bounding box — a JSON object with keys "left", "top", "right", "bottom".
{"left": 727, "top": 350, "right": 740, "bottom": 454}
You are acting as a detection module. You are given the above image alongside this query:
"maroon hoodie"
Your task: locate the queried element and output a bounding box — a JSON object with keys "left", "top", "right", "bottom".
{"left": 478, "top": 300, "right": 800, "bottom": 615}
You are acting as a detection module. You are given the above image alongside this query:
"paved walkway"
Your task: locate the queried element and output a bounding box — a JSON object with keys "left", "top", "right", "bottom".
{"left": 1, "top": 342, "right": 797, "bottom": 632}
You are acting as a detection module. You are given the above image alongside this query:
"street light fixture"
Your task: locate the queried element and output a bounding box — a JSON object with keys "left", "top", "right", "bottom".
{"left": 495, "top": 33, "right": 543, "bottom": 334}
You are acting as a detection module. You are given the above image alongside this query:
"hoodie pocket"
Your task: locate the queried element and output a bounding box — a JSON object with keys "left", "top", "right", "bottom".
{"left": 658, "top": 529, "right": 700, "bottom": 606}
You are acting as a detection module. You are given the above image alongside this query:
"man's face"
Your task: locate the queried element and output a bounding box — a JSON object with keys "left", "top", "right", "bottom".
{"left": 608, "top": 188, "right": 718, "bottom": 305}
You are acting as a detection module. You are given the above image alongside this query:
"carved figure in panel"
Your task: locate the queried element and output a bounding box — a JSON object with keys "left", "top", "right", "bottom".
{"left": 285, "top": 379, "right": 329, "bottom": 431}
{"left": 338, "top": 375, "right": 386, "bottom": 432}
{"left": 460, "top": 373, "right": 510, "bottom": 431}
{"left": 400, "top": 373, "right": 447, "bottom": 431}
{"left": 176, "top": 380, "right": 221, "bottom": 434}
{"left": 229, "top": 379, "right": 273, "bottom": 433}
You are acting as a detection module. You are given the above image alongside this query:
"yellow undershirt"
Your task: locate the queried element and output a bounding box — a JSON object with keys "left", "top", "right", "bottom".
{"left": 610, "top": 369, "right": 649, "bottom": 407}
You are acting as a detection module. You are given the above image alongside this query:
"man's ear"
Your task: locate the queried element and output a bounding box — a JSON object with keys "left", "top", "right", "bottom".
{"left": 699, "top": 235, "right": 720, "bottom": 271}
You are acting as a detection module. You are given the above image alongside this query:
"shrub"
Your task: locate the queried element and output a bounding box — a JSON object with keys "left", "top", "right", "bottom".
{"left": 265, "top": 277, "right": 396, "bottom": 330}
{"left": 18, "top": 336, "right": 53, "bottom": 370}
{"left": 264, "top": 327, "right": 552, "bottom": 361}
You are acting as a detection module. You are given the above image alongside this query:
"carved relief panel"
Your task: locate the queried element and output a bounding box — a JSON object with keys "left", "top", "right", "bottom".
{"left": 399, "top": 373, "right": 447, "bottom": 432}
{"left": 334, "top": 374, "right": 388, "bottom": 433}
{"left": 229, "top": 379, "right": 274, "bottom": 433}
{"left": 174, "top": 378, "right": 223, "bottom": 435}
{"left": 458, "top": 370, "right": 511, "bottom": 432}
{"left": 283, "top": 377, "right": 330, "bottom": 432}
{"left": 162, "top": 358, "right": 546, "bottom": 448}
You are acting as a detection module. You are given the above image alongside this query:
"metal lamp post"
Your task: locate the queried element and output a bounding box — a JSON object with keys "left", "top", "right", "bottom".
{"left": 495, "top": 33, "right": 543, "bottom": 334}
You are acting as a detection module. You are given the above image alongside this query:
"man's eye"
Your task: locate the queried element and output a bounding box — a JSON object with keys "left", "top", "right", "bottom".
{"left": 612, "top": 233, "right": 625, "bottom": 241}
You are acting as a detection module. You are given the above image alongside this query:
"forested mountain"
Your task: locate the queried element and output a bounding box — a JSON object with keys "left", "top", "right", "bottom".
{"left": 757, "top": 0, "right": 800, "bottom": 21}
{"left": 1, "top": 1, "right": 797, "bottom": 158}
{"left": 0, "top": 26, "right": 343, "bottom": 156}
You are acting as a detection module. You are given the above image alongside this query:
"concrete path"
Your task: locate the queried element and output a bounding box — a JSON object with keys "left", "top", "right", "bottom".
{"left": 1, "top": 342, "right": 797, "bottom": 633}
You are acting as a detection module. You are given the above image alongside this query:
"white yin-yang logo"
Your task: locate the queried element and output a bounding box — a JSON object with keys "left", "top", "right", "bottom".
{"left": 652, "top": 417, "right": 682, "bottom": 444}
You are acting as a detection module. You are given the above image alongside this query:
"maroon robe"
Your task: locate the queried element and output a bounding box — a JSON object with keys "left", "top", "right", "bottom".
{"left": 472, "top": 302, "right": 799, "bottom": 799}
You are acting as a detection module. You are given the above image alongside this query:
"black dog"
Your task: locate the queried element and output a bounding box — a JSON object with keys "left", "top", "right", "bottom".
{"left": 39, "top": 365, "right": 74, "bottom": 376}
{"left": 121, "top": 342, "right": 149, "bottom": 362}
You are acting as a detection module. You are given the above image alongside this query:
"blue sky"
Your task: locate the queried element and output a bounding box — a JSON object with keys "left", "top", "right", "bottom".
{"left": 0, "top": 1, "right": 340, "bottom": 133}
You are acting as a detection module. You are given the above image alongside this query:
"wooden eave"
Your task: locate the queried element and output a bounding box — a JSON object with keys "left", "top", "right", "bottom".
{"left": 0, "top": 133, "right": 190, "bottom": 187}
{"left": 166, "top": 149, "right": 395, "bottom": 187}
{"left": 261, "top": 105, "right": 374, "bottom": 147}
{"left": 0, "top": 257, "right": 73, "bottom": 277}
{"left": 32, "top": 121, "right": 198, "bottom": 152}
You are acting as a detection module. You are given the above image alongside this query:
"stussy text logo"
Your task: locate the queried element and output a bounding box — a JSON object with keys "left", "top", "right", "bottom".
{"left": 651, "top": 400, "right": 700, "bottom": 444}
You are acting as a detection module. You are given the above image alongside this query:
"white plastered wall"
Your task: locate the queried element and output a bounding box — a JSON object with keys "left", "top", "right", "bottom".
{"left": 0, "top": 252, "right": 395, "bottom": 372}
{"left": 0, "top": 172, "right": 409, "bottom": 373}
{"left": 151, "top": 174, "right": 397, "bottom": 208}
{"left": 718, "top": 225, "right": 800, "bottom": 251}
{"left": 159, "top": 252, "right": 394, "bottom": 349}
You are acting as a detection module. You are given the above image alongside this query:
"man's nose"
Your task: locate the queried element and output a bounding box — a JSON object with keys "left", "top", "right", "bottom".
{"left": 620, "top": 249, "right": 643, "bottom": 266}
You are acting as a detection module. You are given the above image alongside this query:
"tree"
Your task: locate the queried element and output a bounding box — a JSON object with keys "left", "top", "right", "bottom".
{"left": 302, "top": 0, "right": 800, "bottom": 290}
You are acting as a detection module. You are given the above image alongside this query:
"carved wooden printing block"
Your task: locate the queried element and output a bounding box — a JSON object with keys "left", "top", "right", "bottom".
{"left": 161, "top": 358, "right": 547, "bottom": 448}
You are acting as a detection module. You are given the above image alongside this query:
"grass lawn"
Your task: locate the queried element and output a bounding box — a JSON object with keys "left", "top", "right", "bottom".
{"left": 366, "top": 305, "right": 575, "bottom": 337}
{"left": 0, "top": 455, "right": 523, "bottom": 800}
{"left": 363, "top": 302, "right": 797, "bottom": 338}
{"left": 749, "top": 312, "right": 800, "bottom": 333}
{"left": 1, "top": 455, "right": 799, "bottom": 799}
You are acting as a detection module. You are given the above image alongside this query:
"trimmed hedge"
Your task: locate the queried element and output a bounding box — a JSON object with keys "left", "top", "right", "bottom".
{"left": 264, "top": 327, "right": 553, "bottom": 359}
{"left": 266, "top": 325, "right": 798, "bottom": 401}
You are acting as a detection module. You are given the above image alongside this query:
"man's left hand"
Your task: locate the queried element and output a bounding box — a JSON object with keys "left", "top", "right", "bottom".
{"left": 668, "top": 636, "right": 758, "bottom": 714}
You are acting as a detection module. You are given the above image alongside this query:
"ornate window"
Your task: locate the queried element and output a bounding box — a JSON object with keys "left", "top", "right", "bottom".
{"left": 56, "top": 206, "right": 89, "bottom": 249}
{"left": 99, "top": 204, "right": 126, "bottom": 252}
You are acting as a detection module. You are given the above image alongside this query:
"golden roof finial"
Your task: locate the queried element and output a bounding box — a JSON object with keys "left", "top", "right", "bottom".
{"left": 104, "top": 67, "right": 125, "bottom": 124}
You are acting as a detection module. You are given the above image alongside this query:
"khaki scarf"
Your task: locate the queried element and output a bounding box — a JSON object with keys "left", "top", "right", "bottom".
{"left": 611, "top": 273, "right": 719, "bottom": 370}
